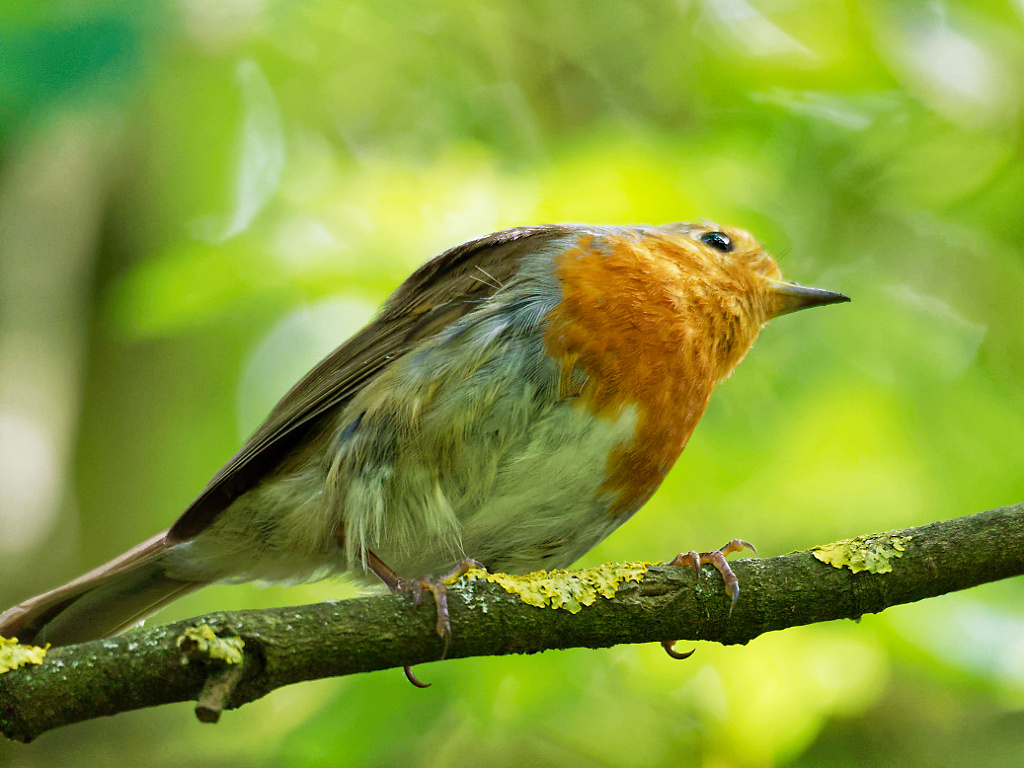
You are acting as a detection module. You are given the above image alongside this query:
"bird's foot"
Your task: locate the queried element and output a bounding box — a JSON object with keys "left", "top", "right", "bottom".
{"left": 661, "top": 539, "right": 756, "bottom": 660}
{"left": 403, "top": 558, "right": 485, "bottom": 642}
{"left": 365, "top": 552, "right": 484, "bottom": 686}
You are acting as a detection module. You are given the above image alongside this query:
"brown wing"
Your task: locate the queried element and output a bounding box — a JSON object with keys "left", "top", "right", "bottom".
{"left": 168, "top": 225, "right": 575, "bottom": 542}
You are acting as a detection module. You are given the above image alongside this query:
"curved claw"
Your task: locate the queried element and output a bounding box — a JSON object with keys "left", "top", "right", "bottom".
{"left": 404, "top": 665, "right": 431, "bottom": 688}
{"left": 724, "top": 539, "right": 757, "bottom": 557}
{"left": 661, "top": 640, "right": 695, "bottom": 660}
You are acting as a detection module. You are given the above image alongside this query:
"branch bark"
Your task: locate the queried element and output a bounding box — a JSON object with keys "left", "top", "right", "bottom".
{"left": 2, "top": 504, "right": 1023, "bottom": 742}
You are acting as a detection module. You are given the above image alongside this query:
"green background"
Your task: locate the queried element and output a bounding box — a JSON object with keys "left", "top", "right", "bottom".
{"left": 2, "top": 1, "right": 1023, "bottom": 766}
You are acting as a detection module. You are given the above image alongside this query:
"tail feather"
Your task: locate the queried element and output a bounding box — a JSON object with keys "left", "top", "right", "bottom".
{"left": 0, "top": 530, "right": 205, "bottom": 646}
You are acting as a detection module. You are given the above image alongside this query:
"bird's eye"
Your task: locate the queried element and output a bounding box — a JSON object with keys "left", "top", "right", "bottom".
{"left": 699, "top": 231, "right": 734, "bottom": 253}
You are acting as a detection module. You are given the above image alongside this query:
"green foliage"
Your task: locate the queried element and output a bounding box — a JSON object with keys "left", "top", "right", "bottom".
{"left": 1, "top": 0, "right": 1022, "bottom": 766}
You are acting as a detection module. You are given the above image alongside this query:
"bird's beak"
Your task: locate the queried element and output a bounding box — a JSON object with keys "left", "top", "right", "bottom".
{"left": 770, "top": 280, "right": 850, "bottom": 317}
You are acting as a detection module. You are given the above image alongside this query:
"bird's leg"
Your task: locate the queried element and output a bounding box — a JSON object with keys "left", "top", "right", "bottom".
{"left": 364, "top": 551, "right": 484, "bottom": 686}
{"left": 661, "top": 538, "right": 756, "bottom": 659}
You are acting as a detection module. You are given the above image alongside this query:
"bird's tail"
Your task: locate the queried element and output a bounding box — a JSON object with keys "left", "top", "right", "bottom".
{"left": 0, "top": 530, "right": 204, "bottom": 646}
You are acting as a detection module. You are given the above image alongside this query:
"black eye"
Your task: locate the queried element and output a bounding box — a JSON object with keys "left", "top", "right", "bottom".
{"left": 699, "top": 231, "right": 734, "bottom": 253}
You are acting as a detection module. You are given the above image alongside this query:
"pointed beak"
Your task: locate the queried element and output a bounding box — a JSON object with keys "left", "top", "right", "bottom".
{"left": 770, "top": 281, "right": 850, "bottom": 318}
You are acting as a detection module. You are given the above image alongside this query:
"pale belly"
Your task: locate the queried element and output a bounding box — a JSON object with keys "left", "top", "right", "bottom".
{"left": 165, "top": 377, "right": 641, "bottom": 587}
{"left": 373, "top": 399, "right": 640, "bottom": 576}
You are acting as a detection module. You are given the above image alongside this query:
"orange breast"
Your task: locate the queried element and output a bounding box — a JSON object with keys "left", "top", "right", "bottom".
{"left": 542, "top": 233, "right": 728, "bottom": 517}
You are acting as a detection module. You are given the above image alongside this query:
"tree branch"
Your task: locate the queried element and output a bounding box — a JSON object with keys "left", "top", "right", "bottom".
{"left": 2, "top": 504, "right": 1023, "bottom": 742}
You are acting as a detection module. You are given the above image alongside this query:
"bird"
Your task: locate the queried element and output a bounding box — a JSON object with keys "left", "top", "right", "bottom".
{"left": 0, "top": 222, "right": 848, "bottom": 650}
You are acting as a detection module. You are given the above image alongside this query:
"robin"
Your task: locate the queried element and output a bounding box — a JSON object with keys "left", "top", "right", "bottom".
{"left": 0, "top": 222, "right": 848, "bottom": 655}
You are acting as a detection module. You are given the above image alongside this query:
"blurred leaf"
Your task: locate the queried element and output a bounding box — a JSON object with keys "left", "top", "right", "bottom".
{"left": 200, "top": 60, "right": 286, "bottom": 242}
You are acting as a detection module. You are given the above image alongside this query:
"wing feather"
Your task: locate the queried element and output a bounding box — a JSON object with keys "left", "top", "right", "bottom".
{"left": 168, "top": 225, "right": 573, "bottom": 541}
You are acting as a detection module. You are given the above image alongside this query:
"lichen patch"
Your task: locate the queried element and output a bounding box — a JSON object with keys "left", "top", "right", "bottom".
{"left": 0, "top": 636, "right": 48, "bottom": 673}
{"left": 465, "top": 562, "right": 650, "bottom": 613}
{"left": 813, "top": 534, "right": 912, "bottom": 574}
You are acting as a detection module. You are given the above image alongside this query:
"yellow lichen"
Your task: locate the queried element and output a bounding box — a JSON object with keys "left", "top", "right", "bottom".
{"left": 0, "top": 636, "right": 48, "bottom": 673}
{"left": 813, "top": 534, "right": 912, "bottom": 574}
{"left": 464, "top": 562, "right": 651, "bottom": 613}
{"left": 177, "top": 625, "right": 244, "bottom": 664}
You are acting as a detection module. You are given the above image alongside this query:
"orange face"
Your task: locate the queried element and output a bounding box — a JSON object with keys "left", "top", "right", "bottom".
{"left": 543, "top": 223, "right": 784, "bottom": 516}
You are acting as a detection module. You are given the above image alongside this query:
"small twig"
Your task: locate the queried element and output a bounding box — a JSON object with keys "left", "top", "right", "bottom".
{"left": 195, "top": 665, "right": 245, "bottom": 723}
